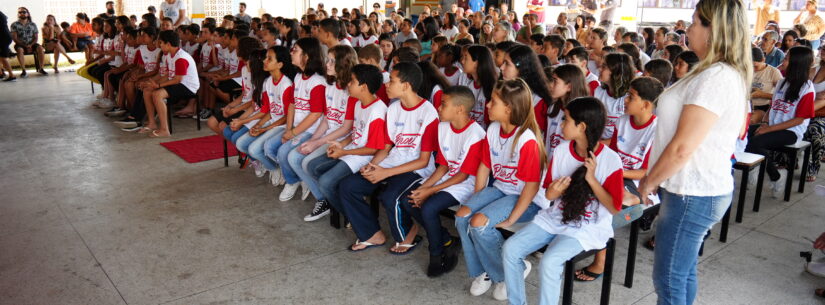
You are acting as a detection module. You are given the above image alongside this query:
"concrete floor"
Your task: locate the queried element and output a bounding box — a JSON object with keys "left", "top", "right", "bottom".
{"left": 1, "top": 71, "right": 824, "bottom": 305}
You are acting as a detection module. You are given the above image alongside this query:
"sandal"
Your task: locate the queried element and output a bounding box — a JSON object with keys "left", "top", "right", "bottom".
{"left": 137, "top": 127, "right": 154, "bottom": 134}
{"left": 574, "top": 268, "right": 603, "bottom": 282}
{"left": 816, "top": 289, "right": 825, "bottom": 298}
{"left": 389, "top": 236, "right": 422, "bottom": 256}
{"left": 348, "top": 239, "right": 385, "bottom": 252}
{"left": 807, "top": 176, "right": 816, "bottom": 183}
{"left": 644, "top": 236, "right": 656, "bottom": 251}
{"left": 149, "top": 130, "right": 170, "bottom": 138}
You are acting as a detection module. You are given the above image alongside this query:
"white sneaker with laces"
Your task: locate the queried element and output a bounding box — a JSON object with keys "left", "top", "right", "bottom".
{"left": 492, "top": 282, "right": 507, "bottom": 301}
{"left": 270, "top": 169, "right": 282, "bottom": 187}
{"left": 470, "top": 272, "right": 492, "bottom": 296}
{"left": 300, "top": 181, "right": 311, "bottom": 200}
{"left": 280, "top": 183, "right": 300, "bottom": 201}
{"left": 98, "top": 98, "right": 114, "bottom": 109}
{"left": 772, "top": 169, "right": 787, "bottom": 198}
{"left": 253, "top": 161, "right": 266, "bottom": 178}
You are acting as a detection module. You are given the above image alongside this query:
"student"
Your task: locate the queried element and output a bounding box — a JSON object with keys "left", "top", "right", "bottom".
{"left": 358, "top": 44, "right": 391, "bottom": 104}
{"left": 751, "top": 47, "right": 783, "bottom": 125}
{"left": 394, "top": 18, "right": 417, "bottom": 47}
{"left": 456, "top": 79, "right": 545, "bottom": 300}
{"left": 303, "top": 64, "right": 387, "bottom": 222}
{"left": 238, "top": 46, "right": 296, "bottom": 183}
{"left": 617, "top": 43, "right": 644, "bottom": 75}
{"left": 501, "top": 96, "right": 623, "bottom": 305}
{"left": 352, "top": 18, "right": 378, "bottom": 48}
{"left": 400, "top": 86, "right": 486, "bottom": 277}
{"left": 458, "top": 45, "right": 499, "bottom": 127}
{"left": 642, "top": 59, "right": 673, "bottom": 87}
{"left": 436, "top": 44, "right": 462, "bottom": 86}
{"left": 339, "top": 62, "right": 439, "bottom": 254}
{"left": 546, "top": 64, "right": 589, "bottom": 158}
{"left": 260, "top": 23, "right": 282, "bottom": 49}
{"left": 500, "top": 44, "right": 552, "bottom": 132}
{"left": 594, "top": 52, "right": 635, "bottom": 140}
{"left": 565, "top": 46, "right": 600, "bottom": 95}
{"left": 89, "top": 19, "right": 118, "bottom": 94}
{"left": 223, "top": 48, "right": 270, "bottom": 154}
{"left": 264, "top": 37, "right": 326, "bottom": 199}
{"left": 289, "top": 45, "right": 358, "bottom": 218}
{"left": 541, "top": 34, "right": 565, "bottom": 66}
{"left": 104, "top": 28, "right": 139, "bottom": 117}
{"left": 113, "top": 27, "right": 161, "bottom": 131}
{"left": 206, "top": 29, "right": 245, "bottom": 104}
{"left": 576, "top": 76, "right": 663, "bottom": 282}
{"left": 586, "top": 28, "right": 608, "bottom": 75}
{"left": 493, "top": 41, "right": 517, "bottom": 68}
{"left": 279, "top": 19, "right": 299, "bottom": 49}
{"left": 140, "top": 30, "right": 200, "bottom": 138}
{"left": 378, "top": 33, "right": 395, "bottom": 70}
{"left": 416, "top": 61, "right": 451, "bottom": 109}
{"left": 206, "top": 36, "right": 262, "bottom": 137}
{"left": 194, "top": 24, "right": 218, "bottom": 119}
{"left": 746, "top": 46, "right": 816, "bottom": 198}
{"left": 671, "top": 50, "right": 699, "bottom": 83}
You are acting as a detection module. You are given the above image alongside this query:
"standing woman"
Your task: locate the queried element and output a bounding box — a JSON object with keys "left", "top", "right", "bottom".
{"left": 637, "top": 1, "right": 752, "bottom": 305}
{"left": 43, "top": 15, "right": 75, "bottom": 73}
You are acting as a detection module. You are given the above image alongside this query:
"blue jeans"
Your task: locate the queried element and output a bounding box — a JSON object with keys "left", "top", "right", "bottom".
{"left": 236, "top": 122, "right": 273, "bottom": 155}
{"left": 455, "top": 187, "right": 540, "bottom": 283}
{"left": 288, "top": 143, "right": 329, "bottom": 201}
{"left": 264, "top": 131, "right": 311, "bottom": 184}
{"left": 338, "top": 171, "right": 424, "bottom": 242}
{"left": 502, "top": 223, "right": 584, "bottom": 305}
{"left": 223, "top": 126, "right": 249, "bottom": 145}
{"left": 653, "top": 189, "right": 731, "bottom": 305}
{"left": 307, "top": 157, "right": 352, "bottom": 213}
{"left": 400, "top": 190, "right": 459, "bottom": 256}
{"left": 247, "top": 126, "right": 284, "bottom": 170}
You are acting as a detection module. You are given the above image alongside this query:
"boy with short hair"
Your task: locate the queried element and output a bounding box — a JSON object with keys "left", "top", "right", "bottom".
{"left": 358, "top": 44, "right": 391, "bottom": 104}
{"left": 400, "top": 85, "right": 486, "bottom": 277}
{"left": 339, "top": 62, "right": 439, "bottom": 254}
{"left": 642, "top": 59, "right": 673, "bottom": 88}
{"left": 565, "top": 46, "right": 599, "bottom": 95}
{"left": 114, "top": 26, "right": 161, "bottom": 131}
{"left": 541, "top": 34, "right": 564, "bottom": 66}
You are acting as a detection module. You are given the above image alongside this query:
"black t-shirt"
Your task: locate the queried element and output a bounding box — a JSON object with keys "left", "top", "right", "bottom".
{"left": 0, "top": 11, "right": 10, "bottom": 42}
{"left": 469, "top": 26, "right": 480, "bottom": 43}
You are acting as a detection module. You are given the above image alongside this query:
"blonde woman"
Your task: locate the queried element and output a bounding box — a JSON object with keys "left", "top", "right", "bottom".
{"left": 42, "top": 15, "right": 75, "bottom": 73}
{"left": 638, "top": 0, "right": 752, "bottom": 304}
{"left": 491, "top": 21, "right": 515, "bottom": 43}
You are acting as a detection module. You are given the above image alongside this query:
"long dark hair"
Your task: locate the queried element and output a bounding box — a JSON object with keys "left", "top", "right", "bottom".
{"left": 781, "top": 31, "right": 799, "bottom": 52}
{"left": 466, "top": 45, "right": 498, "bottom": 101}
{"left": 420, "top": 17, "right": 440, "bottom": 42}
{"left": 416, "top": 61, "right": 451, "bottom": 101}
{"left": 601, "top": 52, "right": 634, "bottom": 97}
{"left": 617, "top": 43, "right": 643, "bottom": 72}
{"left": 507, "top": 45, "right": 552, "bottom": 105}
{"left": 549, "top": 64, "right": 588, "bottom": 117}
{"left": 781, "top": 46, "right": 814, "bottom": 102}
{"left": 664, "top": 44, "right": 683, "bottom": 65}
{"left": 237, "top": 36, "right": 263, "bottom": 60}
{"left": 281, "top": 19, "right": 299, "bottom": 49}
{"left": 560, "top": 97, "right": 606, "bottom": 225}
{"left": 103, "top": 18, "right": 117, "bottom": 39}
{"left": 270, "top": 45, "right": 298, "bottom": 81}
{"left": 295, "top": 37, "right": 325, "bottom": 77}
{"left": 248, "top": 48, "right": 268, "bottom": 107}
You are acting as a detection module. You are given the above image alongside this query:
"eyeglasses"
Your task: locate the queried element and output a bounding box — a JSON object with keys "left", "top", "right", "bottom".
{"left": 18, "top": 11, "right": 27, "bottom": 14}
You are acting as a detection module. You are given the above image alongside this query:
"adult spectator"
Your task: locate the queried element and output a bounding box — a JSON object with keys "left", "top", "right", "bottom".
{"left": 794, "top": 0, "right": 825, "bottom": 49}
{"left": 42, "top": 15, "right": 75, "bottom": 73}
{"left": 371, "top": 2, "right": 384, "bottom": 22}
{"left": 394, "top": 18, "right": 417, "bottom": 47}
{"left": 469, "top": 0, "right": 484, "bottom": 13}
{"left": 552, "top": 12, "right": 576, "bottom": 40}
{"left": 11, "top": 7, "right": 47, "bottom": 76}
{"left": 0, "top": 11, "right": 15, "bottom": 81}
{"left": 103, "top": 1, "right": 116, "bottom": 19}
{"left": 753, "top": 0, "right": 780, "bottom": 36}
{"left": 160, "top": 0, "right": 188, "bottom": 28}
{"left": 148, "top": 5, "right": 157, "bottom": 15}
{"left": 638, "top": 1, "right": 751, "bottom": 304}
{"left": 516, "top": 13, "right": 542, "bottom": 43}
{"left": 235, "top": 2, "right": 252, "bottom": 24}
{"left": 69, "top": 13, "right": 95, "bottom": 61}
{"left": 650, "top": 26, "right": 669, "bottom": 59}
{"left": 759, "top": 30, "right": 784, "bottom": 67}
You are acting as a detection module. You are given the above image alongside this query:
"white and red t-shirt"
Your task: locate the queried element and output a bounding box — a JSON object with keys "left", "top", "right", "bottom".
{"left": 341, "top": 98, "right": 390, "bottom": 172}
{"left": 439, "top": 66, "right": 463, "bottom": 86}
{"left": 609, "top": 115, "right": 657, "bottom": 183}
{"left": 433, "top": 121, "right": 486, "bottom": 202}
{"left": 430, "top": 85, "right": 444, "bottom": 109}
{"left": 240, "top": 65, "right": 253, "bottom": 103}
{"left": 378, "top": 99, "right": 440, "bottom": 177}
{"left": 110, "top": 33, "right": 124, "bottom": 67}
{"left": 291, "top": 73, "right": 327, "bottom": 134}
{"left": 769, "top": 80, "right": 816, "bottom": 143}
{"left": 215, "top": 44, "right": 226, "bottom": 70}
{"left": 376, "top": 70, "right": 391, "bottom": 104}
{"left": 594, "top": 86, "right": 626, "bottom": 139}
{"left": 134, "top": 45, "right": 161, "bottom": 73}
{"left": 481, "top": 122, "right": 543, "bottom": 196}
{"left": 166, "top": 48, "right": 200, "bottom": 94}
{"left": 532, "top": 93, "right": 549, "bottom": 133}
{"left": 259, "top": 74, "right": 294, "bottom": 126}
{"left": 352, "top": 34, "right": 378, "bottom": 48}
{"left": 158, "top": 52, "right": 169, "bottom": 78}
{"left": 585, "top": 71, "right": 600, "bottom": 96}
{"left": 458, "top": 73, "right": 489, "bottom": 128}
{"left": 545, "top": 105, "right": 564, "bottom": 158}
{"left": 339, "top": 38, "right": 352, "bottom": 46}
{"left": 199, "top": 41, "right": 216, "bottom": 70}
{"left": 182, "top": 41, "right": 200, "bottom": 57}
{"left": 534, "top": 141, "right": 624, "bottom": 251}
{"left": 226, "top": 50, "right": 244, "bottom": 85}
{"left": 124, "top": 45, "right": 137, "bottom": 65}
{"left": 324, "top": 83, "right": 358, "bottom": 139}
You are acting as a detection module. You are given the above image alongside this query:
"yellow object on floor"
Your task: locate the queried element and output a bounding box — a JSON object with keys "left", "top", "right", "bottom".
{"left": 76, "top": 63, "right": 99, "bottom": 84}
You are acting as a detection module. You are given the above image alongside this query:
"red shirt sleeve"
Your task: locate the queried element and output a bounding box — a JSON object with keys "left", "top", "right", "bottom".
{"left": 134, "top": 50, "right": 144, "bottom": 66}
{"left": 237, "top": 59, "right": 246, "bottom": 71}
{"left": 542, "top": 157, "right": 554, "bottom": 188}
{"left": 282, "top": 85, "right": 295, "bottom": 106}
{"left": 795, "top": 92, "right": 815, "bottom": 118}
{"left": 459, "top": 139, "right": 484, "bottom": 176}
{"left": 345, "top": 97, "right": 358, "bottom": 120}
{"left": 432, "top": 90, "right": 443, "bottom": 109}
{"left": 308, "top": 85, "right": 326, "bottom": 112}
{"left": 366, "top": 118, "right": 388, "bottom": 150}
{"left": 481, "top": 138, "right": 492, "bottom": 168}
{"left": 174, "top": 58, "right": 189, "bottom": 76}
{"left": 419, "top": 119, "right": 439, "bottom": 152}
{"left": 436, "top": 144, "right": 448, "bottom": 167}
{"left": 603, "top": 169, "right": 625, "bottom": 210}
{"left": 588, "top": 81, "right": 599, "bottom": 96}
{"left": 259, "top": 91, "right": 271, "bottom": 113}
{"left": 609, "top": 129, "right": 618, "bottom": 151}
{"left": 534, "top": 100, "right": 548, "bottom": 134}
{"left": 641, "top": 148, "right": 651, "bottom": 169}
{"left": 376, "top": 84, "right": 390, "bottom": 104}
{"left": 515, "top": 140, "right": 541, "bottom": 182}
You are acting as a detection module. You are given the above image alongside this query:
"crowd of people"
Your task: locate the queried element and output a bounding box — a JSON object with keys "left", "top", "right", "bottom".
{"left": 2, "top": 0, "right": 825, "bottom": 303}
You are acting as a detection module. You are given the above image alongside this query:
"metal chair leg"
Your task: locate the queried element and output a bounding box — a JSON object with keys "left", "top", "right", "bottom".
{"left": 625, "top": 221, "right": 639, "bottom": 288}
{"left": 799, "top": 145, "right": 812, "bottom": 193}
{"left": 735, "top": 168, "right": 748, "bottom": 223}
{"left": 601, "top": 239, "right": 615, "bottom": 305}
{"left": 196, "top": 98, "right": 201, "bottom": 131}
{"left": 783, "top": 151, "right": 797, "bottom": 202}
{"left": 753, "top": 159, "right": 766, "bottom": 212}
{"left": 720, "top": 204, "right": 731, "bottom": 243}
{"left": 562, "top": 259, "right": 575, "bottom": 305}
{"left": 223, "top": 139, "right": 228, "bottom": 167}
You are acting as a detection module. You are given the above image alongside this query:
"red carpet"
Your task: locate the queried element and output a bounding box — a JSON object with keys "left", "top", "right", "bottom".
{"left": 160, "top": 135, "right": 239, "bottom": 163}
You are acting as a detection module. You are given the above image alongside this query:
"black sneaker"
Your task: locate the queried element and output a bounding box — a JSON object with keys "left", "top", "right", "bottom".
{"left": 2, "top": 77, "right": 17, "bottom": 82}
{"left": 198, "top": 108, "right": 212, "bottom": 121}
{"left": 427, "top": 251, "right": 459, "bottom": 278}
{"left": 38, "top": 69, "right": 48, "bottom": 76}
{"left": 304, "top": 200, "right": 330, "bottom": 222}
{"left": 20, "top": 71, "right": 27, "bottom": 78}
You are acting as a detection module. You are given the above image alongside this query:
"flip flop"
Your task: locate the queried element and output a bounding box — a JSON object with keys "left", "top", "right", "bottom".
{"left": 348, "top": 239, "right": 385, "bottom": 252}
{"left": 643, "top": 237, "right": 655, "bottom": 251}
{"left": 816, "top": 289, "right": 825, "bottom": 298}
{"left": 137, "top": 127, "right": 154, "bottom": 134}
{"left": 389, "top": 236, "right": 422, "bottom": 256}
{"left": 174, "top": 113, "right": 193, "bottom": 118}
{"left": 574, "top": 268, "right": 603, "bottom": 282}
{"left": 149, "top": 130, "right": 170, "bottom": 138}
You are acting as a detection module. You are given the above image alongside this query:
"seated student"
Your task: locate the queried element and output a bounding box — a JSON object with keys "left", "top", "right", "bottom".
{"left": 546, "top": 64, "right": 589, "bottom": 157}
{"left": 541, "top": 34, "right": 565, "bottom": 66}
{"left": 302, "top": 64, "right": 388, "bottom": 221}
{"left": 746, "top": 46, "right": 816, "bottom": 198}
{"left": 141, "top": 30, "right": 200, "bottom": 138}
{"left": 104, "top": 27, "right": 140, "bottom": 117}
{"left": 378, "top": 33, "right": 395, "bottom": 71}
{"left": 289, "top": 45, "right": 359, "bottom": 219}
{"left": 565, "top": 46, "right": 600, "bottom": 95}
{"left": 207, "top": 36, "right": 262, "bottom": 137}
{"left": 594, "top": 52, "right": 635, "bottom": 140}
{"left": 458, "top": 45, "right": 499, "bottom": 127}
{"left": 89, "top": 19, "right": 118, "bottom": 102}
{"left": 671, "top": 50, "right": 699, "bottom": 83}
{"left": 223, "top": 49, "right": 270, "bottom": 155}
{"left": 436, "top": 44, "right": 462, "bottom": 86}
{"left": 750, "top": 47, "right": 783, "bottom": 125}
{"left": 399, "top": 86, "right": 486, "bottom": 277}
{"left": 500, "top": 45, "right": 552, "bottom": 132}
{"left": 575, "top": 76, "right": 663, "bottom": 282}
{"left": 113, "top": 27, "right": 161, "bottom": 131}
{"left": 416, "top": 61, "right": 450, "bottom": 109}
{"left": 456, "top": 79, "right": 545, "bottom": 301}
{"left": 493, "top": 41, "right": 518, "bottom": 68}
{"left": 264, "top": 37, "right": 326, "bottom": 198}
{"left": 501, "top": 96, "right": 623, "bottom": 305}
{"left": 358, "top": 44, "right": 391, "bottom": 104}
{"left": 339, "top": 62, "right": 439, "bottom": 253}
{"left": 642, "top": 59, "right": 673, "bottom": 87}
{"left": 193, "top": 24, "right": 219, "bottom": 120}
{"left": 529, "top": 33, "right": 545, "bottom": 54}
{"left": 402, "top": 38, "right": 423, "bottom": 56}
{"left": 205, "top": 29, "right": 244, "bottom": 105}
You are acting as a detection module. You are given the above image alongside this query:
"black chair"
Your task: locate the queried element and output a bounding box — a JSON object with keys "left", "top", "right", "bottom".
{"left": 719, "top": 152, "right": 766, "bottom": 243}
{"left": 766, "top": 141, "right": 812, "bottom": 202}
{"left": 165, "top": 94, "right": 199, "bottom": 134}
{"left": 624, "top": 205, "right": 659, "bottom": 288}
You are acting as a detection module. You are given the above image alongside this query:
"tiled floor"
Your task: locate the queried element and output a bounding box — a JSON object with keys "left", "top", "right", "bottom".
{"left": 1, "top": 71, "right": 824, "bottom": 305}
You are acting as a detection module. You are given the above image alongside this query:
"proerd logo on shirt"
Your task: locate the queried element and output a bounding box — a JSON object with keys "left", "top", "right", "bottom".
{"left": 771, "top": 99, "right": 793, "bottom": 114}
{"left": 326, "top": 106, "right": 345, "bottom": 123}
{"left": 492, "top": 164, "right": 518, "bottom": 185}
{"left": 394, "top": 133, "right": 420, "bottom": 148}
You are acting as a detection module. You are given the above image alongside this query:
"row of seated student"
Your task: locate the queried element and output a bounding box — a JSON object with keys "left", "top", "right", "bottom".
{"left": 78, "top": 14, "right": 821, "bottom": 305}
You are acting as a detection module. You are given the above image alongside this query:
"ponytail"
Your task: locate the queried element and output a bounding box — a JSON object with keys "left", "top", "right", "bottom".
{"left": 559, "top": 97, "right": 606, "bottom": 225}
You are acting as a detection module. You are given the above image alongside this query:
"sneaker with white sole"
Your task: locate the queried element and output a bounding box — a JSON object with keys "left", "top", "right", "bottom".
{"left": 97, "top": 98, "right": 114, "bottom": 109}
{"left": 772, "top": 169, "right": 787, "bottom": 198}
{"left": 270, "top": 169, "right": 283, "bottom": 187}
{"left": 253, "top": 161, "right": 267, "bottom": 178}
{"left": 470, "top": 272, "right": 492, "bottom": 296}
{"left": 304, "top": 200, "right": 330, "bottom": 221}
{"left": 279, "top": 183, "right": 300, "bottom": 201}
{"left": 300, "top": 181, "right": 311, "bottom": 200}
{"left": 113, "top": 118, "right": 139, "bottom": 129}
{"left": 105, "top": 108, "right": 127, "bottom": 117}
{"left": 492, "top": 282, "right": 507, "bottom": 301}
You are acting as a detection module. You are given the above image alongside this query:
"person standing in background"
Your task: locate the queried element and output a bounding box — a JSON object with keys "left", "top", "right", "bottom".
{"left": 753, "top": 0, "right": 780, "bottom": 37}
{"left": 160, "top": 0, "right": 188, "bottom": 28}
{"left": 794, "top": 0, "right": 825, "bottom": 49}
{"left": 235, "top": 2, "right": 252, "bottom": 24}
{"left": 0, "top": 11, "right": 16, "bottom": 81}
{"left": 103, "top": 1, "right": 116, "bottom": 19}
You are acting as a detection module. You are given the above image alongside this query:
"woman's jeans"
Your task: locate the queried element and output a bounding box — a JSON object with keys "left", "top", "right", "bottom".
{"left": 288, "top": 143, "right": 329, "bottom": 201}
{"left": 653, "top": 188, "right": 732, "bottom": 305}
{"left": 455, "top": 186, "right": 540, "bottom": 283}
{"left": 246, "top": 126, "right": 284, "bottom": 170}
{"left": 264, "top": 131, "right": 312, "bottom": 185}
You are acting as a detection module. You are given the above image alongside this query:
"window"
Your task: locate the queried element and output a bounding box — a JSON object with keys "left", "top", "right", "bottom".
{"left": 204, "top": 0, "right": 233, "bottom": 19}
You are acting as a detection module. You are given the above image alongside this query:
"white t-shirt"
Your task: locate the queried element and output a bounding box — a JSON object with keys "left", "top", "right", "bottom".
{"left": 593, "top": 86, "right": 626, "bottom": 139}
{"left": 585, "top": 71, "right": 600, "bottom": 96}
{"left": 430, "top": 85, "right": 444, "bottom": 109}
{"left": 649, "top": 63, "right": 748, "bottom": 196}
{"left": 124, "top": 45, "right": 137, "bottom": 65}
{"left": 135, "top": 45, "right": 161, "bottom": 73}
{"left": 240, "top": 65, "right": 253, "bottom": 104}
{"left": 199, "top": 42, "right": 215, "bottom": 69}
{"left": 324, "top": 83, "right": 358, "bottom": 139}
{"left": 533, "top": 141, "right": 624, "bottom": 251}
{"left": 341, "top": 98, "right": 389, "bottom": 172}
{"left": 352, "top": 34, "right": 378, "bottom": 48}
{"left": 161, "top": 0, "right": 187, "bottom": 25}
{"left": 110, "top": 33, "right": 124, "bottom": 67}
{"left": 482, "top": 122, "right": 543, "bottom": 196}
{"left": 545, "top": 106, "right": 564, "bottom": 158}
{"left": 260, "top": 74, "right": 293, "bottom": 125}
{"left": 378, "top": 99, "right": 440, "bottom": 177}
{"left": 609, "top": 115, "right": 657, "bottom": 185}
{"left": 441, "top": 26, "right": 459, "bottom": 40}
{"left": 769, "top": 80, "right": 816, "bottom": 143}
{"left": 166, "top": 48, "right": 200, "bottom": 94}
{"left": 458, "top": 73, "right": 488, "bottom": 128}
{"left": 292, "top": 73, "right": 327, "bottom": 134}
{"left": 439, "top": 66, "right": 463, "bottom": 86}
{"left": 182, "top": 41, "right": 199, "bottom": 57}
{"left": 433, "top": 121, "right": 486, "bottom": 202}
{"left": 225, "top": 49, "right": 243, "bottom": 85}
{"left": 214, "top": 44, "right": 225, "bottom": 70}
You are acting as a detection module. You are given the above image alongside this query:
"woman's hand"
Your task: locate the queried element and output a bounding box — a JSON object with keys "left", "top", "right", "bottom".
{"left": 638, "top": 175, "right": 657, "bottom": 205}
{"left": 299, "top": 140, "right": 320, "bottom": 155}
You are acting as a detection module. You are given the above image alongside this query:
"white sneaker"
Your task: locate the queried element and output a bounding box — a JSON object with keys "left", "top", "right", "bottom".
{"left": 98, "top": 98, "right": 114, "bottom": 109}
{"left": 300, "top": 181, "right": 311, "bottom": 200}
{"left": 523, "top": 259, "right": 532, "bottom": 279}
{"left": 270, "top": 169, "right": 282, "bottom": 187}
{"left": 280, "top": 183, "right": 300, "bottom": 201}
{"left": 772, "top": 169, "right": 788, "bottom": 198}
{"left": 253, "top": 161, "right": 267, "bottom": 178}
{"left": 470, "top": 272, "right": 492, "bottom": 296}
{"left": 492, "top": 282, "right": 507, "bottom": 301}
